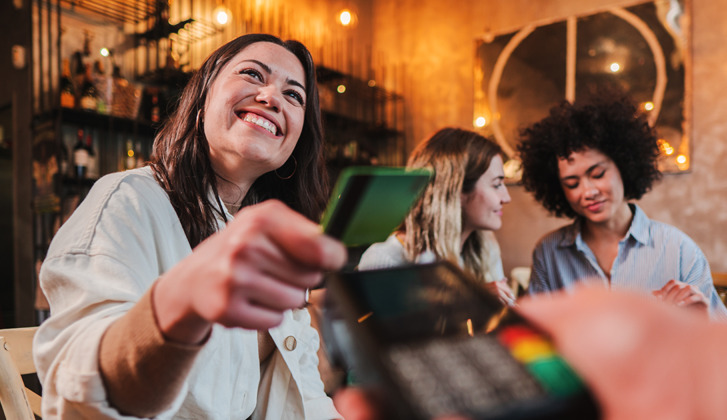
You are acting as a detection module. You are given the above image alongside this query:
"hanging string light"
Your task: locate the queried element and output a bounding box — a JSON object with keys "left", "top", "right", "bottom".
{"left": 338, "top": 8, "right": 357, "bottom": 27}
{"left": 213, "top": 1, "right": 232, "bottom": 26}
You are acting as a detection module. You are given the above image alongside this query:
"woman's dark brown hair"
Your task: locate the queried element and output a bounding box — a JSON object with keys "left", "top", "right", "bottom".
{"left": 150, "top": 34, "right": 327, "bottom": 247}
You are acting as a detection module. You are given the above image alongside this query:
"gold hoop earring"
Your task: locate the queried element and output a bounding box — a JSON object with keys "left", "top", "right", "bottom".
{"left": 275, "top": 156, "right": 297, "bottom": 180}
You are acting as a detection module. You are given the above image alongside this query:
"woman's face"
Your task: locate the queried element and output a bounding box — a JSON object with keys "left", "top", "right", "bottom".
{"left": 461, "top": 154, "right": 511, "bottom": 234}
{"left": 203, "top": 42, "right": 307, "bottom": 184}
{"left": 557, "top": 148, "right": 626, "bottom": 224}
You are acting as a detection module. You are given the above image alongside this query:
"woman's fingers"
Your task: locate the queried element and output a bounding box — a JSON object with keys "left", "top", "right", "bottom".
{"left": 653, "top": 280, "right": 708, "bottom": 312}
{"left": 235, "top": 200, "right": 347, "bottom": 274}
{"left": 230, "top": 263, "right": 309, "bottom": 309}
{"left": 154, "top": 200, "right": 347, "bottom": 339}
{"left": 482, "top": 280, "right": 516, "bottom": 307}
{"left": 220, "top": 292, "right": 287, "bottom": 329}
{"left": 498, "top": 279, "right": 516, "bottom": 300}
{"left": 661, "top": 280, "right": 686, "bottom": 304}
{"left": 677, "top": 293, "right": 708, "bottom": 308}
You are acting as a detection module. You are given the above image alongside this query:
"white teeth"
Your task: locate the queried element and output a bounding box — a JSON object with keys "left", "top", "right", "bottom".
{"left": 242, "top": 113, "right": 277, "bottom": 135}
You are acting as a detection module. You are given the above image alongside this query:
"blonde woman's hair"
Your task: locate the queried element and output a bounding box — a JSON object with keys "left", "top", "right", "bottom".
{"left": 403, "top": 127, "right": 503, "bottom": 284}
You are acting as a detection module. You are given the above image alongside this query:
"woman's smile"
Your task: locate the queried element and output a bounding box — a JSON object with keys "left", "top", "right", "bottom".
{"left": 237, "top": 111, "right": 281, "bottom": 137}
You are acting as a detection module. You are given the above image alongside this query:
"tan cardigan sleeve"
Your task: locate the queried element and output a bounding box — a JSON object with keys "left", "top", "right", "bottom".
{"left": 98, "top": 282, "right": 207, "bottom": 418}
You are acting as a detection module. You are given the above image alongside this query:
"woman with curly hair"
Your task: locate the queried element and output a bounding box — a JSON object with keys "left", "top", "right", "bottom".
{"left": 358, "top": 127, "right": 516, "bottom": 306}
{"left": 518, "top": 96, "right": 727, "bottom": 319}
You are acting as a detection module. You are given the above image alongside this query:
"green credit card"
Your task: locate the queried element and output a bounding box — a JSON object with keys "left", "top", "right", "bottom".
{"left": 321, "top": 166, "right": 432, "bottom": 246}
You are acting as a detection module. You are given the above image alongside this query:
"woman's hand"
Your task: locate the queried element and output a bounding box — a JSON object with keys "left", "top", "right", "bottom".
{"left": 483, "top": 278, "right": 517, "bottom": 307}
{"left": 652, "top": 279, "right": 708, "bottom": 315}
{"left": 153, "top": 200, "right": 347, "bottom": 344}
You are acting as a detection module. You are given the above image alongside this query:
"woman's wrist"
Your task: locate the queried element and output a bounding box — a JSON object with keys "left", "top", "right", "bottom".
{"left": 152, "top": 276, "right": 212, "bottom": 345}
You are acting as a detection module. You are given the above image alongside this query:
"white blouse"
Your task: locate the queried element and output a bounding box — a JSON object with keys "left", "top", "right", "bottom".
{"left": 34, "top": 167, "right": 339, "bottom": 419}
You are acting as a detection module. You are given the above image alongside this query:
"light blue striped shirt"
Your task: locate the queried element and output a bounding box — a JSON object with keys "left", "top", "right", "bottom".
{"left": 529, "top": 204, "right": 727, "bottom": 320}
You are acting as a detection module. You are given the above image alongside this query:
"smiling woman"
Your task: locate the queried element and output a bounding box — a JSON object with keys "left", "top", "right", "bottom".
{"left": 358, "top": 127, "right": 516, "bottom": 307}
{"left": 202, "top": 41, "right": 308, "bottom": 210}
{"left": 33, "top": 34, "right": 347, "bottom": 420}
{"left": 151, "top": 34, "right": 328, "bottom": 246}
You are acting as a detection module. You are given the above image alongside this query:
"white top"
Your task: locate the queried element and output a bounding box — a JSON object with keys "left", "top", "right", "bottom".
{"left": 358, "top": 234, "right": 505, "bottom": 281}
{"left": 34, "top": 167, "right": 340, "bottom": 420}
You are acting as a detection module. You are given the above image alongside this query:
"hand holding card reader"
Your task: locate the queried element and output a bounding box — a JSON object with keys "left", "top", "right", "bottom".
{"left": 321, "top": 166, "right": 432, "bottom": 247}
{"left": 321, "top": 261, "right": 601, "bottom": 420}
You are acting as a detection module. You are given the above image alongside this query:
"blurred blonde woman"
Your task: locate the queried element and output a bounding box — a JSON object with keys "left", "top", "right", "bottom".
{"left": 358, "top": 127, "right": 515, "bottom": 305}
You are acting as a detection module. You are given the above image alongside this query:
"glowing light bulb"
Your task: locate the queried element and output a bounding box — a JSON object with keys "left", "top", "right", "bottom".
{"left": 644, "top": 101, "right": 654, "bottom": 111}
{"left": 213, "top": 5, "right": 231, "bottom": 25}
{"left": 216, "top": 10, "right": 229, "bottom": 25}
{"left": 337, "top": 84, "right": 346, "bottom": 93}
{"left": 100, "top": 47, "right": 110, "bottom": 57}
{"left": 676, "top": 154, "right": 687, "bottom": 164}
{"left": 339, "top": 10, "right": 352, "bottom": 26}
{"left": 658, "top": 139, "right": 674, "bottom": 155}
{"left": 474, "top": 116, "right": 487, "bottom": 128}
{"left": 610, "top": 62, "right": 621, "bottom": 72}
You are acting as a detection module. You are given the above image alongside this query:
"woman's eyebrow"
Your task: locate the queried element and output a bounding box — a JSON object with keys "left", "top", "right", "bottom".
{"left": 286, "top": 78, "right": 305, "bottom": 92}
{"left": 241, "top": 59, "right": 305, "bottom": 91}
{"left": 242, "top": 59, "right": 271, "bottom": 74}
{"left": 560, "top": 161, "right": 607, "bottom": 181}
{"left": 585, "top": 161, "right": 607, "bottom": 174}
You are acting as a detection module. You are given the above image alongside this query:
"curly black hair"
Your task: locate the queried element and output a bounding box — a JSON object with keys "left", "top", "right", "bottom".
{"left": 517, "top": 95, "right": 662, "bottom": 219}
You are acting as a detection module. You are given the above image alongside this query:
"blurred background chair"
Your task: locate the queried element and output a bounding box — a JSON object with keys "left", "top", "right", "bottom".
{"left": 713, "top": 272, "right": 727, "bottom": 305}
{"left": 0, "top": 327, "right": 41, "bottom": 420}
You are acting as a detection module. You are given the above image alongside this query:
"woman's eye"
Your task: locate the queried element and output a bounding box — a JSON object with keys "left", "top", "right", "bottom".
{"left": 240, "top": 68, "right": 263, "bottom": 81}
{"left": 285, "top": 90, "right": 305, "bottom": 106}
{"left": 563, "top": 182, "right": 579, "bottom": 190}
{"left": 592, "top": 170, "right": 606, "bottom": 179}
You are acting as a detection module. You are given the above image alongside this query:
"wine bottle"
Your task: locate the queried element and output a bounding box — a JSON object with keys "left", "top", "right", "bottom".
{"left": 86, "top": 133, "right": 98, "bottom": 179}
{"left": 79, "top": 64, "right": 98, "bottom": 111}
{"left": 60, "top": 58, "right": 75, "bottom": 108}
{"left": 59, "top": 132, "right": 71, "bottom": 177}
{"left": 73, "top": 129, "right": 88, "bottom": 179}
{"left": 71, "top": 51, "right": 85, "bottom": 97}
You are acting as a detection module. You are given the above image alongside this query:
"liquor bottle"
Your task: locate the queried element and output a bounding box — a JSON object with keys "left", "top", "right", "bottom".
{"left": 82, "top": 29, "right": 92, "bottom": 57}
{"left": 134, "top": 141, "right": 145, "bottom": 168}
{"left": 60, "top": 58, "right": 75, "bottom": 108}
{"left": 79, "top": 64, "right": 98, "bottom": 111}
{"left": 165, "top": 39, "right": 179, "bottom": 70}
{"left": 93, "top": 60, "right": 110, "bottom": 115}
{"left": 72, "top": 129, "right": 88, "bottom": 179}
{"left": 124, "top": 139, "right": 136, "bottom": 170}
{"left": 85, "top": 133, "right": 98, "bottom": 179}
{"left": 150, "top": 92, "right": 160, "bottom": 123}
{"left": 71, "top": 51, "right": 85, "bottom": 96}
{"left": 111, "top": 65, "right": 138, "bottom": 119}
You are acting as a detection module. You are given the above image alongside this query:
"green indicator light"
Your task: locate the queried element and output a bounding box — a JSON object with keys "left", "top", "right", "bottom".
{"left": 526, "top": 357, "right": 584, "bottom": 396}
